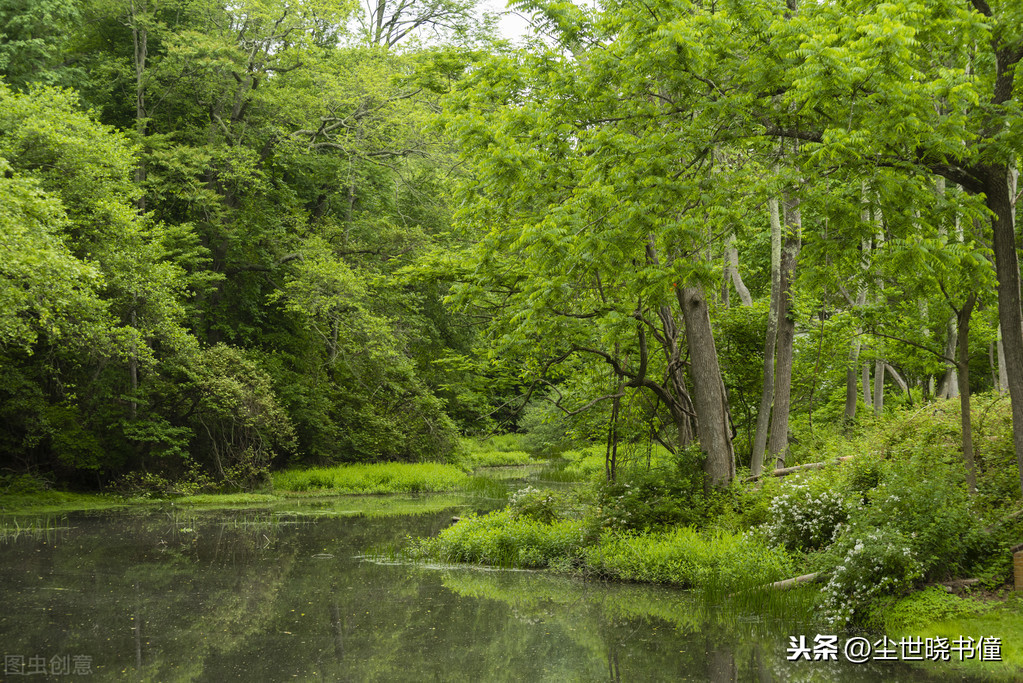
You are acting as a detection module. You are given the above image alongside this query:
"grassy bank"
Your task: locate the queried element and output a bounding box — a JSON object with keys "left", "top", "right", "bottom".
{"left": 409, "top": 394, "right": 1023, "bottom": 678}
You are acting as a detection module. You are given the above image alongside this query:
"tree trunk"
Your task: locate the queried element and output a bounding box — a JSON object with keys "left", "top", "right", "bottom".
{"left": 678, "top": 286, "right": 735, "bottom": 490}
{"left": 751, "top": 197, "right": 782, "bottom": 476}
{"left": 883, "top": 363, "right": 913, "bottom": 405}
{"left": 873, "top": 359, "right": 885, "bottom": 416}
{"left": 844, "top": 280, "right": 868, "bottom": 422}
{"left": 725, "top": 234, "right": 753, "bottom": 307}
{"left": 844, "top": 341, "right": 861, "bottom": 421}
{"left": 862, "top": 363, "right": 871, "bottom": 409}
{"left": 767, "top": 197, "right": 800, "bottom": 469}
{"left": 998, "top": 325, "right": 1009, "bottom": 395}
{"left": 936, "top": 315, "right": 959, "bottom": 399}
{"left": 130, "top": 0, "right": 148, "bottom": 213}
{"left": 957, "top": 293, "right": 978, "bottom": 495}
{"left": 985, "top": 163, "right": 1023, "bottom": 497}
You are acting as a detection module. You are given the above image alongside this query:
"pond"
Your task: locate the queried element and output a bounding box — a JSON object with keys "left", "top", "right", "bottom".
{"left": 0, "top": 495, "right": 985, "bottom": 681}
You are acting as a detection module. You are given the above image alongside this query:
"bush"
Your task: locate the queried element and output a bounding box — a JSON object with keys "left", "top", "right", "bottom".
{"left": 850, "top": 454, "right": 980, "bottom": 580}
{"left": 508, "top": 486, "right": 562, "bottom": 524}
{"left": 418, "top": 509, "right": 587, "bottom": 568}
{"left": 595, "top": 450, "right": 713, "bottom": 531}
{"left": 818, "top": 526, "right": 922, "bottom": 628}
{"left": 764, "top": 475, "right": 848, "bottom": 552}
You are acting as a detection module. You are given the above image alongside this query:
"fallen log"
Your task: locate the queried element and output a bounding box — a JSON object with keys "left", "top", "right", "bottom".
{"left": 765, "top": 572, "right": 822, "bottom": 591}
{"left": 745, "top": 456, "right": 856, "bottom": 482}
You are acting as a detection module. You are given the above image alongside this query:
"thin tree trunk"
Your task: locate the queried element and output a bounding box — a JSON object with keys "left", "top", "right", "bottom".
{"left": 862, "top": 363, "right": 871, "bottom": 409}
{"left": 990, "top": 341, "right": 1000, "bottom": 393}
{"left": 751, "top": 198, "right": 782, "bottom": 476}
{"left": 678, "top": 286, "right": 735, "bottom": 490}
{"left": 937, "top": 316, "right": 959, "bottom": 399}
{"left": 130, "top": 0, "right": 148, "bottom": 213}
{"left": 767, "top": 196, "right": 800, "bottom": 469}
{"left": 725, "top": 234, "right": 753, "bottom": 307}
{"left": 873, "top": 359, "right": 885, "bottom": 416}
{"left": 844, "top": 341, "right": 861, "bottom": 421}
{"left": 883, "top": 363, "right": 913, "bottom": 405}
{"left": 957, "top": 293, "right": 978, "bottom": 495}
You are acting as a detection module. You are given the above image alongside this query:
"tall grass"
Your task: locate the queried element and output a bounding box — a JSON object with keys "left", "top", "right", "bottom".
{"left": 582, "top": 527, "right": 794, "bottom": 594}
{"left": 272, "top": 462, "right": 468, "bottom": 494}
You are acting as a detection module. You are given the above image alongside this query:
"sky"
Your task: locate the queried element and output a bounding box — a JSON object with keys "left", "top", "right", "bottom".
{"left": 489, "top": 0, "right": 535, "bottom": 44}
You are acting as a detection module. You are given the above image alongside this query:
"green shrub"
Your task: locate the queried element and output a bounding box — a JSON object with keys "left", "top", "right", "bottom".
{"left": 595, "top": 450, "right": 713, "bottom": 531}
{"left": 764, "top": 475, "right": 848, "bottom": 552}
{"left": 508, "top": 486, "right": 562, "bottom": 524}
{"left": 818, "top": 526, "right": 923, "bottom": 628}
{"left": 465, "top": 449, "right": 534, "bottom": 468}
{"left": 852, "top": 456, "right": 980, "bottom": 580}
{"left": 419, "top": 509, "right": 587, "bottom": 568}
{"left": 0, "top": 473, "right": 51, "bottom": 495}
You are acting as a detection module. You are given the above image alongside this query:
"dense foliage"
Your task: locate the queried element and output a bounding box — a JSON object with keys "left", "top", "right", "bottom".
{"left": 2, "top": 0, "right": 1022, "bottom": 531}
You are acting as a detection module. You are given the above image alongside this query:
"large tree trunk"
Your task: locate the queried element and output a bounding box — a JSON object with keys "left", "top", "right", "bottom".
{"left": 767, "top": 197, "right": 800, "bottom": 469}
{"left": 751, "top": 197, "right": 782, "bottom": 476}
{"left": 678, "top": 286, "right": 735, "bottom": 490}
{"left": 985, "top": 164, "right": 1023, "bottom": 497}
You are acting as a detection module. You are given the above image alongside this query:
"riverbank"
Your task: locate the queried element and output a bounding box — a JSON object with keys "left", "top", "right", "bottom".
{"left": 409, "top": 397, "right": 1023, "bottom": 677}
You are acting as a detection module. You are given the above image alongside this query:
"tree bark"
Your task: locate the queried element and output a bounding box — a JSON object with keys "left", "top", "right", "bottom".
{"left": 936, "top": 315, "right": 959, "bottom": 399}
{"left": 862, "top": 363, "right": 871, "bottom": 411}
{"left": 998, "top": 326, "right": 1009, "bottom": 395}
{"left": 678, "top": 286, "right": 735, "bottom": 490}
{"left": 767, "top": 196, "right": 800, "bottom": 469}
{"left": 751, "top": 197, "right": 782, "bottom": 476}
{"left": 130, "top": 0, "right": 148, "bottom": 213}
{"left": 985, "top": 163, "right": 1023, "bottom": 497}
{"left": 956, "top": 293, "right": 978, "bottom": 495}
{"left": 883, "top": 363, "right": 913, "bottom": 405}
{"left": 872, "top": 359, "right": 885, "bottom": 416}
{"left": 725, "top": 234, "right": 753, "bottom": 307}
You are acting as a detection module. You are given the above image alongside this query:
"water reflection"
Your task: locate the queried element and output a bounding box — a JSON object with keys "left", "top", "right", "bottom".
{"left": 0, "top": 505, "right": 988, "bottom": 681}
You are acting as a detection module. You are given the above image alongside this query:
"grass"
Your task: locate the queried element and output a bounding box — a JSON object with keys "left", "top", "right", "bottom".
{"left": 413, "top": 508, "right": 795, "bottom": 597}
{"left": 464, "top": 450, "right": 535, "bottom": 468}
{"left": 873, "top": 590, "right": 1023, "bottom": 678}
{"left": 581, "top": 526, "right": 794, "bottom": 594}
{"left": 0, "top": 491, "right": 133, "bottom": 515}
{"left": 271, "top": 462, "right": 468, "bottom": 494}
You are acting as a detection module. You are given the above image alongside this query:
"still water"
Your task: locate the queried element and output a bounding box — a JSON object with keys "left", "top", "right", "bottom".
{"left": 0, "top": 498, "right": 981, "bottom": 681}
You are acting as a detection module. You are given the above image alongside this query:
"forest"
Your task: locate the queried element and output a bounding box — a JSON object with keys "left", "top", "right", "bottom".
{"left": 3, "top": 0, "right": 1021, "bottom": 496}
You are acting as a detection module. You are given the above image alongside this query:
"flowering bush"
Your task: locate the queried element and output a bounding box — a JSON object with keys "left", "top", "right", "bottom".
{"left": 818, "top": 526, "right": 922, "bottom": 628}
{"left": 508, "top": 486, "right": 561, "bottom": 524}
{"left": 764, "top": 478, "right": 848, "bottom": 552}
